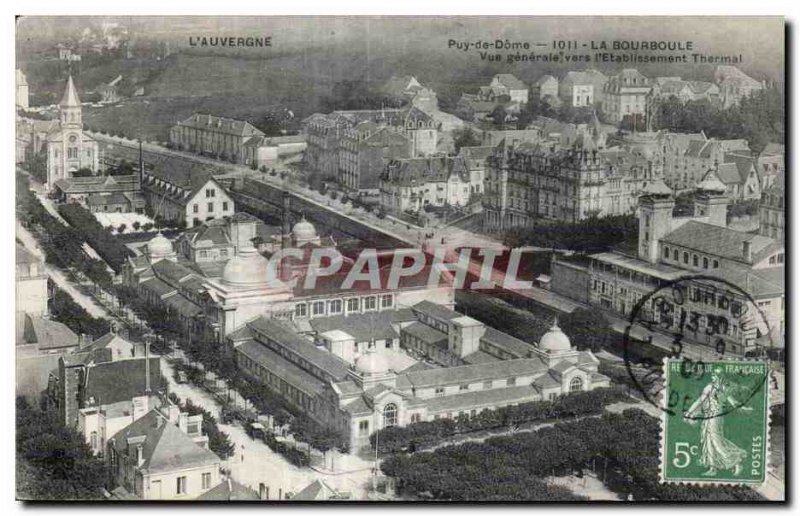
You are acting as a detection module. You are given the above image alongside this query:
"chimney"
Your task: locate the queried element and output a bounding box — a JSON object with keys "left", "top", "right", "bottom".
{"left": 742, "top": 240, "right": 752, "bottom": 262}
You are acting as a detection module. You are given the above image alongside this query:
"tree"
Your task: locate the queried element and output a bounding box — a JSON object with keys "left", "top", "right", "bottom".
{"left": 560, "top": 308, "right": 613, "bottom": 352}
{"left": 132, "top": 221, "right": 141, "bottom": 231}
{"left": 490, "top": 105, "right": 509, "bottom": 126}
{"left": 16, "top": 396, "right": 106, "bottom": 500}
{"left": 117, "top": 223, "right": 127, "bottom": 234}
{"left": 452, "top": 127, "right": 481, "bottom": 154}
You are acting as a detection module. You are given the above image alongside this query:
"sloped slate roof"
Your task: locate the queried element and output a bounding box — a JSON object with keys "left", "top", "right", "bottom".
{"left": 84, "top": 357, "right": 164, "bottom": 407}
{"left": 248, "top": 317, "right": 350, "bottom": 380}
{"left": 403, "top": 358, "right": 549, "bottom": 389}
{"left": 661, "top": 220, "right": 776, "bottom": 263}
{"left": 110, "top": 410, "right": 220, "bottom": 474}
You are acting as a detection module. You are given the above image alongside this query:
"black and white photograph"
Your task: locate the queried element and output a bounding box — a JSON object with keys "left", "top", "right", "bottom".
{"left": 12, "top": 13, "right": 786, "bottom": 503}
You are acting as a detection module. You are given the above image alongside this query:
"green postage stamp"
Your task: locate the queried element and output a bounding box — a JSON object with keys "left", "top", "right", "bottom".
{"left": 660, "top": 359, "right": 770, "bottom": 485}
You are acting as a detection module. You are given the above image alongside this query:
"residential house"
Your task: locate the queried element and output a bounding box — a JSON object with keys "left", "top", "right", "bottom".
{"left": 602, "top": 69, "right": 651, "bottom": 124}
{"left": 379, "top": 155, "right": 478, "bottom": 214}
{"left": 532, "top": 75, "right": 559, "bottom": 100}
{"left": 106, "top": 408, "right": 220, "bottom": 500}
{"left": 139, "top": 156, "right": 234, "bottom": 228}
{"left": 714, "top": 65, "right": 764, "bottom": 108}
{"left": 46, "top": 331, "right": 164, "bottom": 428}
{"left": 484, "top": 74, "right": 529, "bottom": 104}
{"left": 559, "top": 70, "right": 608, "bottom": 108}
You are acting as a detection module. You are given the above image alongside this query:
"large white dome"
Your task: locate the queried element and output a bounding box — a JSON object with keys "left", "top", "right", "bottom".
{"left": 292, "top": 217, "right": 317, "bottom": 243}
{"left": 222, "top": 246, "right": 271, "bottom": 287}
{"left": 538, "top": 319, "right": 572, "bottom": 353}
{"left": 147, "top": 232, "right": 173, "bottom": 258}
{"left": 355, "top": 349, "right": 390, "bottom": 375}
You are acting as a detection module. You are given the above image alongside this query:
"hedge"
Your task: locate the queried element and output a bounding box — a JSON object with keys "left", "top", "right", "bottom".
{"left": 370, "top": 387, "right": 629, "bottom": 454}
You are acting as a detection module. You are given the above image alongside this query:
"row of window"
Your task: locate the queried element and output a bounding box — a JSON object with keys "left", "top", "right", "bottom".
{"left": 662, "top": 245, "right": 720, "bottom": 269}
{"left": 294, "top": 294, "right": 394, "bottom": 318}
{"left": 192, "top": 201, "right": 229, "bottom": 213}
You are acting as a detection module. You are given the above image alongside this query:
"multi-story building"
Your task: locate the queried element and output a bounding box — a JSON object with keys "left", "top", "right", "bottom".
{"left": 44, "top": 76, "right": 99, "bottom": 189}
{"left": 338, "top": 123, "right": 411, "bottom": 193}
{"left": 230, "top": 301, "right": 610, "bottom": 451}
{"left": 566, "top": 177, "right": 785, "bottom": 353}
{"left": 379, "top": 155, "right": 478, "bottom": 214}
{"left": 169, "top": 114, "right": 264, "bottom": 164}
{"left": 305, "top": 107, "right": 437, "bottom": 191}
{"left": 106, "top": 408, "right": 221, "bottom": 500}
{"left": 602, "top": 69, "right": 651, "bottom": 124}
{"left": 559, "top": 70, "right": 608, "bottom": 108}
{"left": 714, "top": 65, "right": 765, "bottom": 108}
{"left": 657, "top": 132, "right": 750, "bottom": 192}
{"left": 759, "top": 170, "right": 784, "bottom": 241}
{"left": 483, "top": 135, "right": 660, "bottom": 230}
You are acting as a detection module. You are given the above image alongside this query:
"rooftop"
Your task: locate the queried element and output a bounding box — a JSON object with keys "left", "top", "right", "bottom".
{"left": 109, "top": 410, "right": 220, "bottom": 474}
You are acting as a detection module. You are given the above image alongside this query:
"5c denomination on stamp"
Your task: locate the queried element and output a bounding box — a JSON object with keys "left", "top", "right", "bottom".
{"left": 660, "top": 358, "right": 769, "bottom": 485}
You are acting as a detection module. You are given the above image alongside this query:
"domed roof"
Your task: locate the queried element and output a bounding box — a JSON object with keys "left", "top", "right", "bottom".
{"left": 147, "top": 232, "right": 173, "bottom": 258}
{"left": 355, "top": 349, "right": 390, "bottom": 375}
{"left": 222, "top": 245, "right": 271, "bottom": 287}
{"left": 292, "top": 217, "right": 317, "bottom": 243}
{"left": 538, "top": 319, "right": 572, "bottom": 353}
{"left": 696, "top": 170, "right": 727, "bottom": 193}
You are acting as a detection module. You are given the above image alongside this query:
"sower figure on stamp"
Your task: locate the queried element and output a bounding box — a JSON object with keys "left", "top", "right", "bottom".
{"left": 683, "top": 367, "right": 752, "bottom": 477}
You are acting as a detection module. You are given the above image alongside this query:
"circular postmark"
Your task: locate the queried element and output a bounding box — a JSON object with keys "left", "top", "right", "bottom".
{"left": 622, "top": 274, "right": 774, "bottom": 418}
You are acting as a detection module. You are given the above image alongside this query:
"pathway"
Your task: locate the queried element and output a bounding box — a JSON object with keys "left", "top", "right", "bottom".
{"left": 161, "top": 359, "right": 380, "bottom": 500}
{"left": 16, "top": 219, "right": 110, "bottom": 319}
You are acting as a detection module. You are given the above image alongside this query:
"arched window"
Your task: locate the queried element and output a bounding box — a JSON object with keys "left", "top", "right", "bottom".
{"left": 569, "top": 376, "right": 584, "bottom": 393}
{"left": 673, "top": 249, "right": 679, "bottom": 261}
{"left": 383, "top": 403, "right": 398, "bottom": 428}
{"left": 703, "top": 257, "right": 709, "bottom": 269}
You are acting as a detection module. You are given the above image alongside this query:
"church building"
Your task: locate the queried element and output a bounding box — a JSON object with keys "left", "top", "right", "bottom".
{"left": 45, "top": 76, "right": 99, "bottom": 189}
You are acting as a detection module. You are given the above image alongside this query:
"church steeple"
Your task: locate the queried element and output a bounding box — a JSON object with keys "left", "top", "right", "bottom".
{"left": 59, "top": 75, "right": 82, "bottom": 127}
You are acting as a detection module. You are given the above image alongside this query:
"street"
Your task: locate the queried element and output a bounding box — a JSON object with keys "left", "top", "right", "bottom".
{"left": 160, "top": 359, "right": 380, "bottom": 500}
